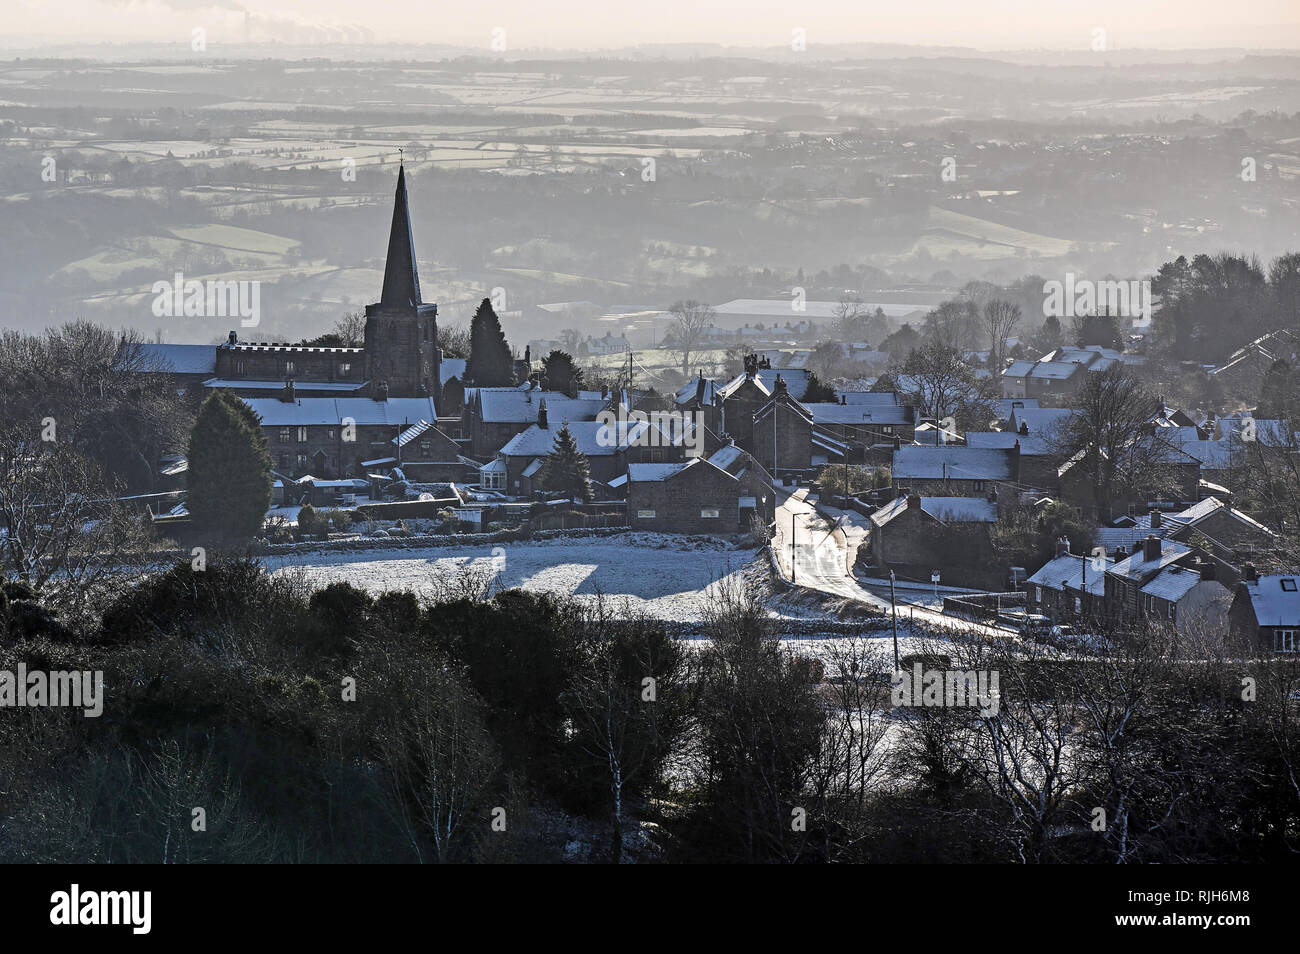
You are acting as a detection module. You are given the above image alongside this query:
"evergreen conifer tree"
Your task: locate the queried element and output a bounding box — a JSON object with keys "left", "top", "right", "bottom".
{"left": 465, "top": 298, "right": 515, "bottom": 387}
{"left": 186, "top": 391, "right": 273, "bottom": 539}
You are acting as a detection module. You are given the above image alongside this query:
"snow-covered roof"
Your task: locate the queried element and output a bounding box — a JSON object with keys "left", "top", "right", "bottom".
{"left": 1008, "top": 406, "right": 1072, "bottom": 435}
{"left": 475, "top": 390, "right": 605, "bottom": 424}
{"left": 837, "top": 391, "right": 907, "bottom": 406}
{"left": 243, "top": 396, "right": 439, "bottom": 428}
{"left": 137, "top": 343, "right": 218, "bottom": 375}
{"left": 1108, "top": 539, "right": 1193, "bottom": 581}
{"left": 499, "top": 419, "right": 680, "bottom": 458}
{"left": 393, "top": 419, "right": 432, "bottom": 447}
{"left": 1140, "top": 564, "right": 1204, "bottom": 603}
{"left": 480, "top": 458, "right": 506, "bottom": 473}
{"left": 708, "top": 443, "right": 746, "bottom": 472}
{"left": 804, "top": 402, "right": 910, "bottom": 425}
{"left": 991, "top": 398, "right": 1039, "bottom": 419}
{"left": 870, "top": 495, "right": 997, "bottom": 527}
{"left": 1179, "top": 439, "right": 1240, "bottom": 469}
{"left": 810, "top": 430, "right": 849, "bottom": 457}
{"left": 1239, "top": 575, "right": 1300, "bottom": 626}
{"left": 675, "top": 376, "right": 720, "bottom": 406}
{"left": 629, "top": 457, "right": 736, "bottom": 484}
{"left": 1027, "top": 552, "right": 1112, "bottom": 596}
{"left": 628, "top": 461, "right": 694, "bottom": 482}
{"left": 892, "top": 445, "right": 1014, "bottom": 481}
{"left": 965, "top": 431, "right": 1052, "bottom": 455}
{"left": 716, "top": 368, "right": 812, "bottom": 402}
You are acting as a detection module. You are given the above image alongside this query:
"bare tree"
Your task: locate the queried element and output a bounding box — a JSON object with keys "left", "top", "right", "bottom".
{"left": 333, "top": 312, "right": 365, "bottom": 347}
{"left": 895, "top": 342, "right": 998, "bottom": 429}
{"left": 0, "top": 423, "right": 151, "bottom": 622}
{"left": 667, "top": 300, "right": 716, "bottom": 377}
{"left": 923, "top": 300, "right": 981, "bottom": 351}
{"left": 565, "top": 597, "right": 688, "bottom": 862}
{"left": 833, "top": 294, "right": 867, "bottom": 342}
{"left": 1053, "top": 364, "right": 1182, "bottom": 520}
{"left": 982, "top": 299, "right": 1022, "bottom": 372}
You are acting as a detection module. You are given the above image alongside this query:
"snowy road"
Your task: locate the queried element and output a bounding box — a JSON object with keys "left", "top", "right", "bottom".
{"left": 772, "top": 489, "right": 1010, "bottom": 641}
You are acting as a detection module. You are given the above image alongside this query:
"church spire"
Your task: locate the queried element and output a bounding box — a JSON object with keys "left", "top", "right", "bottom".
{"left": 379, "top": 163, "right": 422, "bottom": 308}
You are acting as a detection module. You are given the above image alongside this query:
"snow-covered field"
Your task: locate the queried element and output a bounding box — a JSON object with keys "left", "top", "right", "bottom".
{"left": 263, "top": 532, "right": 757, "bottom": 623}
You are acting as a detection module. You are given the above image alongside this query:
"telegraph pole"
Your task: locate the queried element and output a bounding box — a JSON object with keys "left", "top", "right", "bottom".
{"left": 791, "top": 511, "right": 796, "bottom": 585}
{"left": 890, "top": 568, "right": 900, "bottom": 671}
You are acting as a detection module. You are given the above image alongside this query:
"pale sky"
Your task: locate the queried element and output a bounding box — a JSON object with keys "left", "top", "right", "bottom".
{"left": 5, "top": 0, "right": 1300, "bottom": 50}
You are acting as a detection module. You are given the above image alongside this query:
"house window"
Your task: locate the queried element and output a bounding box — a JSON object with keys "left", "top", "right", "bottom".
{"left": 235, "top": 360, "right": 245, "bottom": 375}
{"left": 481, "top": 471, "right": 504, "bottom": 490}
{"left": 285, "top": 360, "right": 296, "bottom": 374}
{"left": 278, "top": 428, "right": 291, "bottom": 444}
{"left": 1074, "top": 597, "right": 1082, "bottom": 614}
{"left": 1282, "top": 579, "right": 1298, "bottom": 592}
{"left": 339, "top": 362, "right": 352, "bottom": 375}
{"left": 419, "top": 439, "right": 432, "bottom": 456}
{"left": 296, "top": 453, "right": 308, "bottom": 469}
{"left": 637, "top": 509, "right": 656, "bottom": 519}
{"left": 972, "top": 480, "right": 985, "bottom": 491}
{"left": 1276, "top": 630, "right": 1298, "bottom": 653}
{"left": 883, "top": 426, "right": 893, "bottom": 434}
{"left": 297, "top": 426, "right": 309, "bottom": 443}
{"left": 325, "top": 429, "right": 335, "bottom": 441}
{"left": 701, "top": 508, "right": 720, "bottom": 518}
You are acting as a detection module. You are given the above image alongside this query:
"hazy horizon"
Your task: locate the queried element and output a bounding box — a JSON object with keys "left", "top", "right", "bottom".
{"left": 5, "top": 0, "right": 1300, "bottom": 53}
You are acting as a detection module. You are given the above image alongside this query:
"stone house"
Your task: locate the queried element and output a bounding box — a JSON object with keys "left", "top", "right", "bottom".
{"left": 243, "top": 391, "right": 451, "bottom": 481}
{"left": 865, "top": 493, "right": 1002, "bottom": 590}
{"left": 463, "top": 384, "right": 608, "bottom": 458}
{"left": 1229, "top": 570, "right": 1300, "bottom": 653}
{"left": 493, "top": 414, "right": 688, "bottom": 497}
{"left": 1026, "top": 544, "right": 1113, "bottom": 621}
{"left": 1102, "top": 536, "right": 1233, "bottom": 632}
{"left": 750, "top": 378, "right": 847, "bottom": 481}
{"left": 627, "top": 456, "right": 752, "bottom": 534}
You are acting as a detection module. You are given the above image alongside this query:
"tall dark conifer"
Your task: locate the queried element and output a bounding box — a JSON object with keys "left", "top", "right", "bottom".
{"left": 466, "top": 298, "right": 515, "bottom": 387}
{"left": 186, "top": 391, "right": 273, "bottom": 539}
{"left": 539, "top": 423, "right": 592, "bottom": 504}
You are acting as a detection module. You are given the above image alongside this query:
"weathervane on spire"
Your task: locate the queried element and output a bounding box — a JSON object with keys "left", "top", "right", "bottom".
{"left": 398, "top": 147, "right": 404, "bottom": 165}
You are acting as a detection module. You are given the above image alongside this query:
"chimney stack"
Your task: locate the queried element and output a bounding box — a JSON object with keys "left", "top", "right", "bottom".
{"left": 377, "top": 381, "right": 389, "bottom": 402}
{"left": 1055, "top": 536, "right": 1070, "bottom": 557}
{"left": 538, "top": 398, "right": 548, "bottom": 429}
{"left": 1142, "top": 535, "right": 1162, "bottom": 562}
{"left": 1198, "top": 559, "right": 1216, "bottom": 582}
{"left": 906, "top": 493, "right": 921, "bottom": 510}
{"left": 1243, "top": 563, "right": 1258, "bottom": 582}
{"left": 282, "top": 377, "right": 296, "bottom": 403}
{"left": 1150, "top": 509, "right": 1162, "bottom": 529}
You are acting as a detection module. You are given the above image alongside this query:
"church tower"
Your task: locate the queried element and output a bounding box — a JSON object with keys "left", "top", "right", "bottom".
{"left": 364, "top": 164, "right": 439, "bottom": 400}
